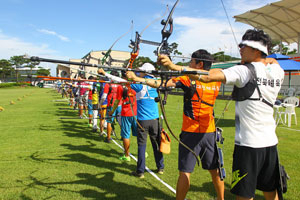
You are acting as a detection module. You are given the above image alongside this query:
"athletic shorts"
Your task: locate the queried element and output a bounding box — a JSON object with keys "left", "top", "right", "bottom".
{"left": 178, "top": 131, "right": 218, "bottom": 173}
{"left": 79, "top": 94, "right": 88, "bottom": 106}
{"left": 121, "top": 116, "right": 137, "bottom": 139}
{"left": 230, "top": 145, "right": 279, "bottom": 198}
{"left": 106, "top": 106, "right": 121, "bottom": 124}
{"left": 99, "top": 105, "right": 107, "bottom": 119}
{"left": 92, "top": 104, "right": 99, "bottom": 110}
{"left": 88, "top": 100, "right": 93, "bottom": 115}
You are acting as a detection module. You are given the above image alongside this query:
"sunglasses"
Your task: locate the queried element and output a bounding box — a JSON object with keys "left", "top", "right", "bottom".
{"left": 238, "top": 43, "right": 247, "bottom": 49}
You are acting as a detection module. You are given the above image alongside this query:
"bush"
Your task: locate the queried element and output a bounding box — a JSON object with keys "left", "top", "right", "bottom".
{"left": 0, "top": 82, "right": 31, "bottom": 88}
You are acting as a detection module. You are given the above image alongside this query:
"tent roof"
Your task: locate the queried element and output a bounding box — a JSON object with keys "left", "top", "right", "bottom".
{"left": 276, "top": 59, "right": 300, "bottom": 70}
{"left": 234, "top": 0, "right": 300, "bottom": 44}
{"left": 267, "top": 53, "right": 300, "bottom": 70}
{"left": 267, "top": 53, "right": 291, "bottom": 59}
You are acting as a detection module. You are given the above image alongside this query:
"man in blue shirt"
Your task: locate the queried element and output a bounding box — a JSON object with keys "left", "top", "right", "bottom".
{"left": 127, "top": 63, "right": 164, "bottom": 178}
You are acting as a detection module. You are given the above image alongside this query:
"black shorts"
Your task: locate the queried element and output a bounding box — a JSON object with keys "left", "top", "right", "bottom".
{"left": 178, "top": 131, "right": 218, "bottom": 173}
{"left": 230, "top": 145, "right": 279, "bottom": 198}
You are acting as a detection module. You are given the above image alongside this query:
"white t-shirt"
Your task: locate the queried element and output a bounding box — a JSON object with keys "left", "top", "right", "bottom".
{"left": 222, "top": 62, "right": 284, "bottom": 148}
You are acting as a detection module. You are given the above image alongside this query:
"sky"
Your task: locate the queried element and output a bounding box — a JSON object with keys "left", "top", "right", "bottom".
{"left": 0, "top": 0, "right": 286, "bottom": 75}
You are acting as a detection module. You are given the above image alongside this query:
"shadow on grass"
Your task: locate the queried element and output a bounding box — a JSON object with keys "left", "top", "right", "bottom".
{"left": 17, "top": 170, "right": 174, "bottom": 200}
{"left": 56, "top": 109, "right": 80, "bottom": 117}
{"left": 53, "top": 102, "right": 69, "bottom": 107}
{"left": 189, "top": 181, "right": 265, "bottom": 199}
{"left": 26, "top": 143, "right": 173, "bottom": 199}
{"left": 32, "top": 101, "right": 174, "bottom": 199}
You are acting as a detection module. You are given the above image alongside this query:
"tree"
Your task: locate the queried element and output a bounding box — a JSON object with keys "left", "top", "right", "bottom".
{"left": 10, "top": 55, "right": 27, "bottom": 82}
{"left": 153, "top": 42, "right": 183, "bottom": 58}
{"left": 213, "top": 51, "right": 239, "bottom": 62}
{"left": 270, "top": 40, "right": 297, "bottom": 55}
{"left": 123, "top": 56, "right": 156, "bottom": 69}
{"left": 168, "top": 42, "right": 183, "bottom": 57}
{"left": 23, "top": 59, "right": 39, "bottom": 84}
{"left": 37, "top": 67, "right": 50, "bottom": 76}
{"left": 0, "top": 59, "right": 13, "bottom": 80}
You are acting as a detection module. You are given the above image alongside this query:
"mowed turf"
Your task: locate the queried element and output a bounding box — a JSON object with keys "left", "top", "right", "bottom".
{"left": 0, "top": 86, "right": 299, "bottom": 200}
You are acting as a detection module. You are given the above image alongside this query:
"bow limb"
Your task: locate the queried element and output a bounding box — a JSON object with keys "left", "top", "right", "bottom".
{"left": 215, "top": 99, "right": 232, "bottom": 126}
{"left": 100, "top": 20, "right": 134, "bottom": 65}
{"left": 140, "top": 5, "right": 169, "bottom": 36}
{"left": 155, "top": 0, "right": 200, "bottom": 165}
{"left": 126, "top": 6, "right": 169, "bottom": 69}
{"left": 157, "top": 0, "right": 179, "bottom": 56}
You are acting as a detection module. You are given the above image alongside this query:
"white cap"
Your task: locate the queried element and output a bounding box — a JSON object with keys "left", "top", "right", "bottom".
{"left": 240, "top": 40, "right": 268, "bottom": 55}
{"left": 138, "top": 63, "right": 155, "bottom": 71}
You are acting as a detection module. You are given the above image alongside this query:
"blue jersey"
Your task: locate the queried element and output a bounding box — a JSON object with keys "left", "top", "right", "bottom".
{"left": 130, "top": 76, "right": 159, "bottom": 120}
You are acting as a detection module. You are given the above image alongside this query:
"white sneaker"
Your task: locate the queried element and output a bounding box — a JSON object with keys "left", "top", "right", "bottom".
{"left": 100, "top": 131, "right": 106, "bottom": 136}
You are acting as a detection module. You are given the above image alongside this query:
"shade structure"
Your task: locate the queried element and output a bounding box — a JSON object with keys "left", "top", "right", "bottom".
{"left": 234, "top": 0, "right": 300, "bottom": 51}
{"left": 268, "top": 53, "right": 300, "bottom": 71}
{"left": 212, "top": 62, "right": 239, "bottom": 69}
{"left": 267, "top": 53, "right": 300, "bottom": 87}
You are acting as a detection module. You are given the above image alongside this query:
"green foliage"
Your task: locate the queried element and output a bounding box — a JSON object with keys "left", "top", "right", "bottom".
{"left": 1, "top": 55, "right": 45, "bottom": 82}
{"left": 175, "top": 61, "right": 190, "bottom": 66}
{"left": 213, "top": 51, "right": 240, "bottom": 62}
{"left": 123, "top": 56, "right": 156, "bottom": 68}
{"left": 271, "top": 40, "right": 297, "bottom": 55}
{"left": 168, "top": 42, "right": 183, "bottom": 56}
{"left": 36, "top": 68, "right": 51, "bottom": 76}
{"left": 9, "top": 55, "right": 28, "bottom": 82}
{"left": 153, "top": 42, "right": 183, "bottom": 57}
{"left": 0, "top": 82, "right": 31, "bottom": 88}
{"left": 0, "top": 59, "right": 13, "bottom": 79}
{"left": 9, "top": 55, "right": 27, "bottom": 67}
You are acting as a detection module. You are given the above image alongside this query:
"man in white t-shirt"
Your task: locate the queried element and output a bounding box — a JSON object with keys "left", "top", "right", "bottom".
{"left": 158, "top": 29, "right": 284, "bottom": 200}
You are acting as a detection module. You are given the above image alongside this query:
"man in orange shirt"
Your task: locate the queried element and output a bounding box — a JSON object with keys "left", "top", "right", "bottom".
{"left": 127, "top": 49, "right": 224, "bottom": 200}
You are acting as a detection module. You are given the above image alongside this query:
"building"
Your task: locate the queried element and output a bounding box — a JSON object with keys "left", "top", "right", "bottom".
{"left": 56, "top": 50, "right": 131, "bottom": 78}
{"left": 16, "top": 67, "right": 47, "bottom": 75}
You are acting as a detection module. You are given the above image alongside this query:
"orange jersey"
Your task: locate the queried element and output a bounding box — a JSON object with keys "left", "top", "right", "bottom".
{"left": 173, "top": 76, "right": 221, "bottom": 133}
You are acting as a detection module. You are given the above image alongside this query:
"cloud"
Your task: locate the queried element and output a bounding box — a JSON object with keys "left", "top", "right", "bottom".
{"left": 0, "top": 32, "right": 67, "bottom": 75}
{"left": 37, "top": 29, "right": 70, "bottom": 42}
{"left": 228, "top": 0, "right": 277, "bottom": 15}
{"left": 173, "top": 16, "right": 243, "bottom": 58}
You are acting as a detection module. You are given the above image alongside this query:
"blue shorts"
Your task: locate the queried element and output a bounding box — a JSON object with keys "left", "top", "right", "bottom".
{"left": 106, "top": 106, "right": 121, "bottom": 124}
{"left": 88, "top": 100, "right": 93, "bottom": 115}
{"left": 121, "top": 116, "right": 137, "bottom": 139}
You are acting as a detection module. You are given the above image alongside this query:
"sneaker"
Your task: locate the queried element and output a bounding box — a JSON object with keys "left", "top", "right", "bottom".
{"left": 157, "top": 169, "right": 164, "bottom": 175}
{"left": 131, "top": 171, "right": 144, "bottom": 178}
{"left": 92, "top": 128, "right": 97, "bottom": 133}
{"left": 100, "top": 131, "right": 106, "bottom": 136}
{"left": 112, "top": 130, "right": 116, "bottom": 137}
{"left": 119, "top": 155, "right": 131, "bottom": 162}
{"left": 105, "top": 138, "right": 111, "bottom": 143}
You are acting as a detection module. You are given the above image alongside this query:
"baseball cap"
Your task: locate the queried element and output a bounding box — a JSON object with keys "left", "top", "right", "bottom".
{"left": 138, "top": 63, "right": 155, "bottom": 71}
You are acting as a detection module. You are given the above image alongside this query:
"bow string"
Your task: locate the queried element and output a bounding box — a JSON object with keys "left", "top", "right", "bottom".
{"left": 155, "top": 0, "right": 200, "bottom": 166}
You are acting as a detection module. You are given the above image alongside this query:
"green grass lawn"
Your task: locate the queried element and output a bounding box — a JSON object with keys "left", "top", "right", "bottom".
{"left": 0, "top": 87, "right": 299, "bottom": 200}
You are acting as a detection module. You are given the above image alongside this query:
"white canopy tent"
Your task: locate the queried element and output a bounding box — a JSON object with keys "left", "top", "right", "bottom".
{"left": 234, "top": 0, "right": 300, "bottom": 53}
